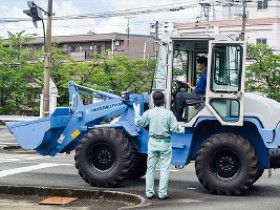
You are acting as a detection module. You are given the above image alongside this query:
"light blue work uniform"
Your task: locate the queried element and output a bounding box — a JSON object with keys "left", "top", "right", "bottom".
{"left": 135, "top": 106, "right": 183, "bottom": 198}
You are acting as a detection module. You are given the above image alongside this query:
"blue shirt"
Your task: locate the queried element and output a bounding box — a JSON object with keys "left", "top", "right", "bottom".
{"left": 134, "top": 106, "right": 183, "bottom": 138}
{"left": 194, "top": 69, "right": 207, "bottom": 94}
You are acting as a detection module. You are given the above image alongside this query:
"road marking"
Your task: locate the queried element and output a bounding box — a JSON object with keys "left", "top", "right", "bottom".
{"left": 156, "top": 169, "right": 178, "bottom": 172}
{"left": 0, "top": 163, "right": 70, "bottom": 178}
{"left": 0, "top": 154, "right": 44, "bottom": 163}
{"left": 167, "top": 198, "right": 202, "bottom": 203}
{"left": 0, "top": 159, "right": 20, "bottom": 163}
{"left": 25, "top": 157, "right": 42, "bottom": 160}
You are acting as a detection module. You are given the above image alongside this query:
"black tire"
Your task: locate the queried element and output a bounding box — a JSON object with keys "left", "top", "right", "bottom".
{"left": 253, "top": 169, "right": 264, "bottom": 184}
{"left": 195, "top": 132, "right": 258, "bottom": 195}
{"left": 128, "top": 154, "right": 147, "bottom": 179}
{"left": 74, "top": 128, "right": 135, "bottom": 187}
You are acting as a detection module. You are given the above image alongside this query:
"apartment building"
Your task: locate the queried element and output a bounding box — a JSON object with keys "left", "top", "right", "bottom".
{"left": 27, "top": 32, "right": 155, "bottom": 61}
{"left": 173, "top": 0, "right": 280, "bottom": 53}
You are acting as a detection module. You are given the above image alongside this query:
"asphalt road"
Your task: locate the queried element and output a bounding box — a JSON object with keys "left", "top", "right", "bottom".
{"left": 2, "top": 126, "right": 280, "bottom": 210}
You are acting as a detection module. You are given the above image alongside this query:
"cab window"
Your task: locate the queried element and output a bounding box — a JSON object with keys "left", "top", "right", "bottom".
{"left": 152, "top": 43, "right": 169, "bottom": 90}
{"left": 173, "top": 43, "right": 188, "bottom": 82}
{"left": 211, "top": 45, "right": 243, "bottom": 92}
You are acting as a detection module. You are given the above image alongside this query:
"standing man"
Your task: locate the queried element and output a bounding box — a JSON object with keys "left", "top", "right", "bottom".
{"left": 173, "top": 56, "right": 208, "bottom": 121}
{"left": 134, "top": 91, "right": 184, "bottom": 200}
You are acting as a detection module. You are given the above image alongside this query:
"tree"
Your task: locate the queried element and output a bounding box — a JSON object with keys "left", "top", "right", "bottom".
{"left": 7, "top": 30, "right": 35, "bottom": 62}
{"left": 91, "top": 55, "right": 156, "bottom": 94}
{"left": 0, "top": 31, "right": 157, "bottom": 115}
{"left": 0, "top": 32, "right": 34, "bottom": 114}
{"left": 246, "top": 43, "right": 280, "bottom": 102}
{"left": 27, "top": 42, "right": 77, "bottom": 107}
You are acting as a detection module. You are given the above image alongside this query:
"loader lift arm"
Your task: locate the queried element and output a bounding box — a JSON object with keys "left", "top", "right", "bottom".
{"left": 7, "top": 82, "right": 128, "bottom": 156}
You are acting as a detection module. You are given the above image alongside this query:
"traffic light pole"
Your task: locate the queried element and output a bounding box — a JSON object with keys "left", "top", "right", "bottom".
{"left": 42, "top": 0, "right": 53, "bottom": 118}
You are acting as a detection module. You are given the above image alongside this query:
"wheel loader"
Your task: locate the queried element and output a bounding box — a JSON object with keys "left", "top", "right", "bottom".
{"left": 7, "top": 34, "right": 280, "bottom": 195}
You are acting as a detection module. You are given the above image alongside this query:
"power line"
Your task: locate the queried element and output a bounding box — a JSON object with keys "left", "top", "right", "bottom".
{"left": 1, "top": 1, "right": 279, "bottom": 24}
{"left": 0, "top": 1, "right": 199, "bottom": 23}
{"left": 1, "top": 2, "right": 278, "bottom": 24}
{"left": 54, "top": 1, "right": 199, "bottom": 19}
{"left": 0, "top": 17, "right": 197, "bottom": 31}
{"left": 0, "top": 1, "right": 278, "bottom": 34}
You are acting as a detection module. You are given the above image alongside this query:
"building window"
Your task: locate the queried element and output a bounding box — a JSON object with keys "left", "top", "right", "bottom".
{"left": 62, "top": 44, "right": 68, "bottom": 49}
{"left": 257, "top": 0, "right": 268, "bottom": 10}
{"left": 34, "top": 45, "right": 42, "bottom": 51}
{"left": 256, "top": 38, "right": 267, "bottom": 44}
{"left": 105, "top": 42, "right": 111, "bottom": 51}
{"left": 97, "top": 45, "right": 102, "bottom": 54}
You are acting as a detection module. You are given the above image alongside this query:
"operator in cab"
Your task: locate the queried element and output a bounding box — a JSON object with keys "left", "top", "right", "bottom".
{"left": 173, "top": 56, "right": 207, "bottom": 122}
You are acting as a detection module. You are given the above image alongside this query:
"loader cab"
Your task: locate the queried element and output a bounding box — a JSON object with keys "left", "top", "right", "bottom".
{"left": 152, "top": 37, "right": 211, "bottom": 119}
{"left": 170, "top": 40, "right": 209, "bottom": 121}
{"left": 151, "top": 35, "right": 246, "bottom": 126}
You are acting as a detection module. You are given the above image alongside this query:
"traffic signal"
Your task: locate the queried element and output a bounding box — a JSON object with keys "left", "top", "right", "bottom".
{"left": 23, "top": 1, "right": 43, "bottom": 27}
{"left": 150, "top": 21, "right": 159, "bottom": 40}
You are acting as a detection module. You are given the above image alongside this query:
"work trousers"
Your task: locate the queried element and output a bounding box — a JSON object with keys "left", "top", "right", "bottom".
{"left": 146, "top": 139, "right": 172, "bottom": 198}
{"left": 173, "top": 92, "right": 204, "bottom": 121}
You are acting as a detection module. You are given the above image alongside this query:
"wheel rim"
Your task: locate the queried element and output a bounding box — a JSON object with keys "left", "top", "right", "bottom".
{"left": 88, "top": 143, "right": 116, "bottom": 171}
{"left": 211, "top": 149, "right": 240, "bottom": 179}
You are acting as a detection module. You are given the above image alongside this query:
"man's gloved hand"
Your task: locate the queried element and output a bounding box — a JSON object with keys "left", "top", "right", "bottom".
{"left": 133, "top": 103, "right": 140, "bottom": 116}
{"left": 179, "top": 126, "right": 185, "bottom": 133}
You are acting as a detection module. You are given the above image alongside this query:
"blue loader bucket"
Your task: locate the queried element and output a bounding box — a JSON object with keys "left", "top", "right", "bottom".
{"left": 7, "top": 118, "right": 52, "bottom": 150}
{"left": 6, "top": 108, "right": 70, "bottom": 150}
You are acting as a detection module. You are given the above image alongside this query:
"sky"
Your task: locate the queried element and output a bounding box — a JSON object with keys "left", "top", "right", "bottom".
{"left": 0, "top": 0, "right": 222, "bottom": 38}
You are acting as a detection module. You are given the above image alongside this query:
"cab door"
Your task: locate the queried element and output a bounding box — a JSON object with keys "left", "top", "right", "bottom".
{"left": 206, "top": 41, "right": 246, "bottom": 126}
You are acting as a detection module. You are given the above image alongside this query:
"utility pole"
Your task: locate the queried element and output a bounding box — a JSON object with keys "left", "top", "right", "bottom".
{"left": 240, "top": 0, "right": 246, "bottom": 41}
{"left": 149, "top": 21, "right": 159, "bottom": 40}
{"left": 23, "top": 1, "right": 53, "bottom": 117}
{"left": 126, "top": 17, "right": 130, "bottom": 47}
{"left": 42, "top": 0, "right": 53, "bottom": 117}
{"left": 155, "top": 21, "right": 159, "bottom": 40}
{"left": 199, "top": 2, "right": 211, "bottom": 35}
{"left": 212, "top": 2, "right": 216, "bottom": 21}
